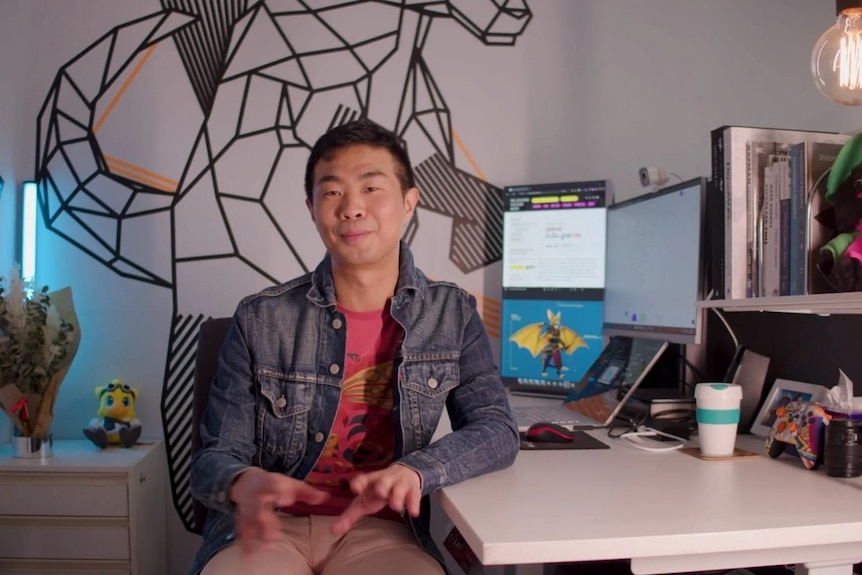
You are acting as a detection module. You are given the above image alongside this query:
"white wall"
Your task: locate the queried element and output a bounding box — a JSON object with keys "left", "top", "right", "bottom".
{"left": 1, "top": 2, "right": 859, "bottom": 573}
{"left": 0, "top": 1, "right": 24, "bottom": 444}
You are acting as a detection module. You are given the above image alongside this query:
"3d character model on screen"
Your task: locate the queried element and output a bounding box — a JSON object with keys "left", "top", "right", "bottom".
{"left": 509, "top": 310, "right": 586, "bottom": 378}
{"left": 765, "top": 400, "right": 831, "bottom": 470}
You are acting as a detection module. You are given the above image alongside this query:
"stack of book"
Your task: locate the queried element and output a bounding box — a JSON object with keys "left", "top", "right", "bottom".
{"left": 709, "top": 126, "right": 850, "bottom": 300}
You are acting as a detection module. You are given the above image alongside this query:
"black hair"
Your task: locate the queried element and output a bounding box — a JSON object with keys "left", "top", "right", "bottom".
{"left": 304, "top": 119, "right": 415, "bottom": 203}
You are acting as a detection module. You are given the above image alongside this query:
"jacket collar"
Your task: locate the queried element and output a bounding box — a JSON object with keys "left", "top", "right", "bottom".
{"left": 306, "top": 241, "right": 424, "bottom": 308}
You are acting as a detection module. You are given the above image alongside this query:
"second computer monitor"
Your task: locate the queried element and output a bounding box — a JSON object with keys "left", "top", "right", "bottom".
{"left": 500, "top": 180, "right": 609, "bottom": 396}
{"left": 603, "top": 177, "right": 707, "bottom": 345}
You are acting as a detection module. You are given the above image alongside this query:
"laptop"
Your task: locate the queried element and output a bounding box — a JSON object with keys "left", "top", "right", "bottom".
{"left": 511, "top": 336, "right": 669, "bottom": 431}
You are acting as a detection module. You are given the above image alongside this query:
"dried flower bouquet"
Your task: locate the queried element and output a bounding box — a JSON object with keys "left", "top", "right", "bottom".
{"left": 0, "top": 265, "right": 80, "bottom": 437}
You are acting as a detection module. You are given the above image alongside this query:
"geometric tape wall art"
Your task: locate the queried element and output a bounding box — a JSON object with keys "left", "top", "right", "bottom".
{"left": 35, "top": 0, "right": 531, "bottom": 532}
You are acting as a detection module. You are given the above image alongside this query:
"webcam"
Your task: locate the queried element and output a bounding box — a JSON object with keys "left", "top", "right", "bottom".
{"left": 639, "top": 166, "right": 669, "bottom": 187}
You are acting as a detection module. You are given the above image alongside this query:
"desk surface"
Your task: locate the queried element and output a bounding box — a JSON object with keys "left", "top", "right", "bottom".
{"left": 437, "top": 430, "right": 862, "bottom": 574}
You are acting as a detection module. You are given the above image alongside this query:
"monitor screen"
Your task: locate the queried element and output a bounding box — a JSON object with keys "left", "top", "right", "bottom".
{"left": 500, "top": 180, "right": 609, "bottom": 396}
{"left": 602, "top": 177, "right": 707, "bottom": 345}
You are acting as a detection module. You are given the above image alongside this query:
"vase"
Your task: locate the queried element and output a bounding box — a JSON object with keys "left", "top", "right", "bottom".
{"left": 13, "top": 431, "right": 53, "bottom": 458}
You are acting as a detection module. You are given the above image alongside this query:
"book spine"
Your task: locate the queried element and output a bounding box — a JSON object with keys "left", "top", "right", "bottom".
{"left": 726, "top": 129, "right": 748, "bottom": 299}
{"left": 761, "top": 163, "right": 780, "bottom": 297}
{"left": 745, "top": 141, "right": 775, "bottom": 297}
{"left": 789, "top": 143, "right": 805, "bottom": 295}
{"left": 746, "top": 142, "right": 768, "bottom": 298}
{"left": 778, "top": 159, "right": 791, "bottom": 296}
{"left": 709, "top": 127, "right": 726, "bottom": 298}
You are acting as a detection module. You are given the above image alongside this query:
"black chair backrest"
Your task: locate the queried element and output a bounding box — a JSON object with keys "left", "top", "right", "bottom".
{"left": 191, "top": 316, "right": 232, "bottom": 534}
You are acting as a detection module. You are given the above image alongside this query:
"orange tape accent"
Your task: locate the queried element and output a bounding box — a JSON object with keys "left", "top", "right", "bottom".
{"left": 94, "top": 44, "right": 158, "bottom": 134}
{"left": 105, "top": 154, "right": 177, "bottom": 191}
{"left": 451, "top": 129, "right": 486, "bottom": 181}
{"left": 106, "top": 162, "right": 175, "bottom": 193}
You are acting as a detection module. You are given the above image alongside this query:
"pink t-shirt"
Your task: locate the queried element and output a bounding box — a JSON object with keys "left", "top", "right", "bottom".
{"left": 284, "top": 305, "right": 402, "bottom": 520}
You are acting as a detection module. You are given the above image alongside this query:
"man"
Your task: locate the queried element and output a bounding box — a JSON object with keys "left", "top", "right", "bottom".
{"left": 189, "top": 119, "right": 519, "bottom": 575}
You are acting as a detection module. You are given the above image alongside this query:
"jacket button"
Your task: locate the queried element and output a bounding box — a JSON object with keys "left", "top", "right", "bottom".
{"left": 315, "top": 432, "right": 325, "bottom": 443}
{"left": 427, "top": 377, "right": 439, "bottom": 389}
{"left": 275, "top": 396, "right": 287, "bottom": 408}
{"left": 329, "top": 364, "right": 340, "bottom": 375}
{"left": 332, "top": 318, "right": 343, "bottom": 329}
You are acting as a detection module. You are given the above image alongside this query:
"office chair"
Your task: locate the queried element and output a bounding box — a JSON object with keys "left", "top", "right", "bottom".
{"left": 191, "top": 316, "right": 232, "bottom": 535}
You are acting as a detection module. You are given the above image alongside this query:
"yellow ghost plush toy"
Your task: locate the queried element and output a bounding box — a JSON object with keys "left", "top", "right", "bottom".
{"left": 83, "top": 379, "right": 142, "bottom": 448}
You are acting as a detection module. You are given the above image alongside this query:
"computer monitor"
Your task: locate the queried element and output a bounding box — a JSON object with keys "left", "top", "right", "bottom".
{"left": 499, "top": 180, "right": 609, "bottom": 396}
{"left": 603, "top": 177, "right": 707, "bottom": 345}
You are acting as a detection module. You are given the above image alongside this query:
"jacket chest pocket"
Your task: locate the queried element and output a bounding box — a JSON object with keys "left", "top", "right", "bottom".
{"left": 401, "top": 360, "right": 460, "bottom": 397}
{"left": 400, "top": 360, "right": 459, "bottom": 438}
{"left": 258, "top": 372, "right": 313, "bottom": 460}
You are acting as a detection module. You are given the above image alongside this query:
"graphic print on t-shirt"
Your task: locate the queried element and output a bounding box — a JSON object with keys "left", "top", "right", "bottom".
{"left": 287, "top": 306, "right": 401, "bottom": 517}
{"left": 313, "top": 360, "right": 396, "bottom": 479}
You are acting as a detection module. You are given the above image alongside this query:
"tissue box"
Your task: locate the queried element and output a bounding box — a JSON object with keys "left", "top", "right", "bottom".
{"left": 822, "top": 398, "right": 862, "bottom": 421}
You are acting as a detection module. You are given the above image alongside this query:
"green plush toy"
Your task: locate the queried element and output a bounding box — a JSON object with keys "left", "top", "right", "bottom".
{"left": 817, "top": 133, "right": 862, "bottom": 291}
{"left": 82, "top": 379, "right": 142, "bottom": 448}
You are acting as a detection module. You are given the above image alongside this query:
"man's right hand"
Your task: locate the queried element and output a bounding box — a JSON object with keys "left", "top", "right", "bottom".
{"left": 230, "top": 468, "right": 329, "bottom": 555}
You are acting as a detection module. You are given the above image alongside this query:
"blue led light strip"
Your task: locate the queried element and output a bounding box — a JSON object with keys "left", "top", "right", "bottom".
{"left": 21, "top": 181, "right": 37, "bottom": 282}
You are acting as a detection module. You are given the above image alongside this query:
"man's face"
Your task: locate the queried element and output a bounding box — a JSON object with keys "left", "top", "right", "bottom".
{"left": 307, "top": 144, "right": 418, "bottom": 272}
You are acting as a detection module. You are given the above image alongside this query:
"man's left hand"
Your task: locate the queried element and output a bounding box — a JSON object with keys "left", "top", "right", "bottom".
{"left": 331, "top": 464, "right": 422, "bottom": 534}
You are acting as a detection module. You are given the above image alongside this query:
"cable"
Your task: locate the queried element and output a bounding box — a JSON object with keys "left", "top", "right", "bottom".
{"left": 649, "top": 408, "right": 695, "bottom": 423}
{"left": 618, "top": 426, "right": 686, "bottom": 452}
{"left": 704, "top": 290, "right": 750, "bottom": 389}
{"left": 674, "top": 348, "right": 707, "bottom": 389}
{"left": 670, "top": 172, "right": 684, "bottom": 183}
{"left": 705, "top": 290, "right": 740, "bottom": 351}
{"left": 607, "top": 416, "right": 643, "bottom": 439}
{"left": 646, "top": 409, "right": 696, "bottom": 441}
{"left": 710, "top": 306, "right": 740, "bottom": 351}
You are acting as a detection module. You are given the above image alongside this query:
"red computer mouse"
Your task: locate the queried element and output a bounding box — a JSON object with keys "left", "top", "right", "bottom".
{"left": 525, "top": 422, "right": 576, "bottom": 443}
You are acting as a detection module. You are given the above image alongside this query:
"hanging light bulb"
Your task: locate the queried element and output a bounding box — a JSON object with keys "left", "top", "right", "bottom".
{"left": 812, "top": 0, "right": 862, "bottom": 105}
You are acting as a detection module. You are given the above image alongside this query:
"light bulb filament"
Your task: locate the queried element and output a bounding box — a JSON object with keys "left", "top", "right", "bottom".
{"left": 836, "top": 33, "right": 862, "bottom": 90}
{"left": 812, "top": 11, "right": 862, "bottom": 105}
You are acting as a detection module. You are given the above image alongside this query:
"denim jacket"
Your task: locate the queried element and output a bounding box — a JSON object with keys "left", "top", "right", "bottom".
{"left": 188, "top": 243, "right": 519, "bottom": 574}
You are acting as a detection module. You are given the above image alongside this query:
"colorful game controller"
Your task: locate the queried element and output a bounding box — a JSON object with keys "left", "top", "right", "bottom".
{"left": 765, "top": 400, "right": 832, "bottom": 469}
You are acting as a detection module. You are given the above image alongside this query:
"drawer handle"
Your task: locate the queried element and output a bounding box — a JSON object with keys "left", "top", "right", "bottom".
{"left": 139, "top": 473, "right": 147, "bottom": 483}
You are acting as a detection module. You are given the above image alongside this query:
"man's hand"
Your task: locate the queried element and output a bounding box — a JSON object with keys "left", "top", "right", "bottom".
{"left": 230, "top": 468, "right": 329, "bottom": 555}
{"left": 331, "top": 464, "right": 422, "bottom": 535}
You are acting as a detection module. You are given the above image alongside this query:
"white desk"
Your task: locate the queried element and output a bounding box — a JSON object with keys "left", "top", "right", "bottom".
{"left": 438, "top": 431, "right": 862, "bottom": 575}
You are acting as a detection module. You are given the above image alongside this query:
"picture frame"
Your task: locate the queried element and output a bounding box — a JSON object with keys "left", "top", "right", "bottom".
{"left": 750, "top": 378, "right": 827, "bottom": 437}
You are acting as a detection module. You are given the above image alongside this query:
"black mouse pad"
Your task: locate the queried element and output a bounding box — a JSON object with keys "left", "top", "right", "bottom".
{"left": 519, "top": 431, "right": 610, "bottom": 450}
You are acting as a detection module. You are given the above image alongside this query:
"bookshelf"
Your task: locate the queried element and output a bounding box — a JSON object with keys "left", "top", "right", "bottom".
{"left": 699, "top": 292, "right": 862, "bottom": 315}
{"left": 703, "top": 126, "right": 862, "bottom": 390}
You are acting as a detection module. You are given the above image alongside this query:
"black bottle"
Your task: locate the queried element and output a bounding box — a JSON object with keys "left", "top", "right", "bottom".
{"left": 824, "top": 418, "right": 862, "bottom": 478}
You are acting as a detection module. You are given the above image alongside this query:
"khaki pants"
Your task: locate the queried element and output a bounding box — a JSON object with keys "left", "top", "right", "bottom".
{"left": 201, "top": 514, "right": 445, "bottom": 575}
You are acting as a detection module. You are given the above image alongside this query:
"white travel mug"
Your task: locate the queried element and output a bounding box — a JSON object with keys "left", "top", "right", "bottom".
{"left": 695, "top": 383, "right": 743, "bottom": 457}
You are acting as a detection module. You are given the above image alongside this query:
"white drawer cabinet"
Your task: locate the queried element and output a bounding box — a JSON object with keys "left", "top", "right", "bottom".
{"left": 0, "top": 440, "right": 167, "bottom": 575}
